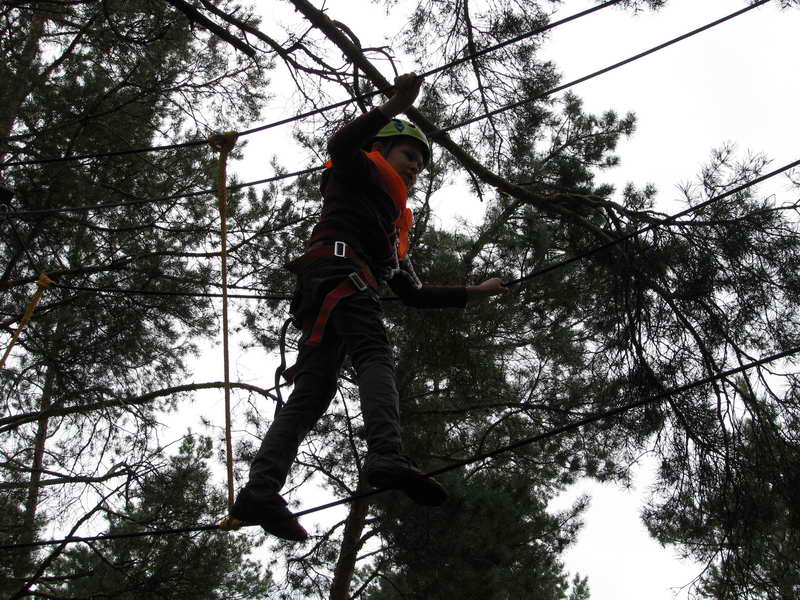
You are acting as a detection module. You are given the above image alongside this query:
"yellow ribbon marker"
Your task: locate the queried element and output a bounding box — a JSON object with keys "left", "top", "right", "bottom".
{"left": 1, "top": 274, "right": 54, "bottom": 369}
{"left": 208, "top": 131, "right": 239, "bottom": 513}
{"left": 218, "top": 517, "right": 243, "bottom": 531}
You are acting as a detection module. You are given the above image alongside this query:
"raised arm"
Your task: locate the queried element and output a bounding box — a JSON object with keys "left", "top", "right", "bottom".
{"left": 327, "top": 73, "right": 423, "bottom": 173}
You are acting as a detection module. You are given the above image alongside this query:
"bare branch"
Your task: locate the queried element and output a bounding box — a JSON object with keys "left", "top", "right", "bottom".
{"left": 163, "top": 0, "right": 256, "bottom": 58}
{"left": 0, "top": 381, "right": 278, "bottom": 432}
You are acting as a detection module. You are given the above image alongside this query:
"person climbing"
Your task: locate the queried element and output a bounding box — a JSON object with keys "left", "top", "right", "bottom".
{"left": 231, "top": 73, "right": 508, "bottom": 541}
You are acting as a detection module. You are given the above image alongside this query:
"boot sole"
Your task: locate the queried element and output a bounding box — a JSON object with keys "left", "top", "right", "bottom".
{"left": 368, "top": 471, "right": 448, "bottom": 506}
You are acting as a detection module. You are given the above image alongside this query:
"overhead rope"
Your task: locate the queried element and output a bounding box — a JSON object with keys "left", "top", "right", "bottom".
{"left": 0, "top": 0, "right": 775, "bottom": 221}
{"left": 25, "top": 155, "right": 800, "bottom": 301}
{"left": 438, "top": 0, "right": 770, "bottom": 134}
{"left": 3, "top": 340, "right": 798, "bottom": 551}
{"left": 0, "top": 0, "right": 623, "bottom": 168}
{"left": 504, "top": 155, "right": 800, "bottom": 288}
{"left": 207, "top": 131, "right": 239, "bottom": 519}
{"left": 0, "top": 273, "right": 54, "bottom": 369}
{"left": 52, "top": 283, "right": 294, "bottom": 301}
{"left": 1, "top": 166, "right": 321, "bottom": 219}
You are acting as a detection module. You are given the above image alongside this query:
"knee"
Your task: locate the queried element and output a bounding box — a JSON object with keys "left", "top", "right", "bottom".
{"left": 284, "top": 371, "right": 338, "bottom": 421}
{"left": 353, "top": 350, "right": 395, "bottom": 380}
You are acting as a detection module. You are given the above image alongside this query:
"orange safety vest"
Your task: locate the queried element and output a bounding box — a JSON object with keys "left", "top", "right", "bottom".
{"left": 325, "top": 151, "right": 413, "bottom": 259}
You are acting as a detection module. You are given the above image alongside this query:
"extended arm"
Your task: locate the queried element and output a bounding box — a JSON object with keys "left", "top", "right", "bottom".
{"left": 326, "top": 73, "right": 423, "bottom": 173}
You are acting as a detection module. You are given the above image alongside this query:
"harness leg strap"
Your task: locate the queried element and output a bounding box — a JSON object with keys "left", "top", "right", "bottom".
{"left": 282, "top": 277, "right": 361, "bottom": 384}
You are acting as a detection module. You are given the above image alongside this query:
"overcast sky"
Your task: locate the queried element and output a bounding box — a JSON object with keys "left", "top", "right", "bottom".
{"left": 210, "top": 1, "right": 800, "bottom": 597}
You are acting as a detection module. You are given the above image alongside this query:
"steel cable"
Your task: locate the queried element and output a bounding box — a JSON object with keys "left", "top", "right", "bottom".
{"left": 2, "top": 340, "right": 798, "bottom": 551}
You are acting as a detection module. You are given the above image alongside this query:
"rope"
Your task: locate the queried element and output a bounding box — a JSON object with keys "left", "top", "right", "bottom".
{"left": 53, "top": 283, "right": 294, "bottom": 301}
{"left": 0, "top": 273, "right": 54, "bottom": 369}
{"left": 438, "top": 0, "right": 770, "bottom": 135}
{"left": 0, "top": 1, "right": 775, "bottom": 221}
{"left": 3, "top": 341, "right": 798, "bottom": 551}
{"left": 0, "top": 0, "right": 623, "bottom": 167}
{"left": 504, "top": 156, "right": 800, "bottom": 288}
{"left": 1, "top": 166, "right": 322, "bottom": 219}
{"left": 31, "top": 154, "right": 800, "bottom": 301}
{"left": 208, "top": 131, "right": 239, "bottom": 517}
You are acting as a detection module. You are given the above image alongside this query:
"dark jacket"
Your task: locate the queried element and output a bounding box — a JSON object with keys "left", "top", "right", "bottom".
{"left": 299, "top": 108, "right": 466, "bottom": 312}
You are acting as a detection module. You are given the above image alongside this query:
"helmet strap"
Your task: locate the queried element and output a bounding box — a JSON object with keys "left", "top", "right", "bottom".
{"left": 378, "top": 139, "right": 394, "bottom": 160}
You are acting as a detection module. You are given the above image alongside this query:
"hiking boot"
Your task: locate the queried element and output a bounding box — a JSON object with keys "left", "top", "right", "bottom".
{"left": 364, "top": 453, "right": 448, "bottom": 506}
{"left": 230, "top": 487, "right": 308, "bottom": 542}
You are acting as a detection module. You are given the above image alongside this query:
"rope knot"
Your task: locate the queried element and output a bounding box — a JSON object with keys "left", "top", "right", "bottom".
{"left": 36, "top": 273, "right": 55, "bottom": 290}
{"left": 218, "top": 517, "right": 242, "bottom": 531}
{"left": 207, "top": 131, "right": 239, "bottom": 155}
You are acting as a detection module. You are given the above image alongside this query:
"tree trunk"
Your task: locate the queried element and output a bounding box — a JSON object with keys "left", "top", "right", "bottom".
{"left": 329, "top": 479, "right": 371, "bottom": 600}
{"left": 12, "top": 362, "right": 55, "bottom": 579}
{"left": 0, "top": 11, "right": 45, "bottom": 161}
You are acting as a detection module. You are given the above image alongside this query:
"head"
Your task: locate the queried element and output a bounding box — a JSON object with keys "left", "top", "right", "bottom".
{"left": 370, "top": 138, "right": 427, "bottom": 188}
{"left": 368, "top": 118, "right": 431, "bottom": 188}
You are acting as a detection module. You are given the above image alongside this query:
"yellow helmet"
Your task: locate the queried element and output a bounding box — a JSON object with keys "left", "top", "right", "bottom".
{"left": 371, "top": 118, "right": 431, "bottom": 165}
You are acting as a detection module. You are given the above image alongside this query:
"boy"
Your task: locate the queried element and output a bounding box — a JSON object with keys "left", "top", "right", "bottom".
{"left": 232, "top": 73, "right": 507, "bottom": 541}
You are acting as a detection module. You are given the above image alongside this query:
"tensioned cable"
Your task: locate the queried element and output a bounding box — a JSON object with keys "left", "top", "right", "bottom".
{"left": 2, "top": 166, "right": 321, "bottom": 218}
{"left": 3, "top": 340, "right": 798, "bottom": 551}
{"left": 504, "top": 155, "right": 800, "bottom": 288}
{"left": 52, "top": 283, "right": 403, "bottom": 302}
{"left": 0, "top": 0, "right": 773, "bottom": 220}
{"left": 437, "top": 0, "right": 770, "bottom": 134}
{"left": 0, "top": 0, "right": 623, "bottom": 167}
{"left": 53, "top": 283, "right": 293, "bottom": 301}
{"left": 36, "top": 156, "right": 800, "bottom": 301}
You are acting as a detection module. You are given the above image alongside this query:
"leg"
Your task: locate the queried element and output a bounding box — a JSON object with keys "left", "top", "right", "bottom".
{"left": 248, "top": 332, "right": 343, "bottom": 492}
{"left": 328, "top": 292, "right": 402, "bottom": 455}
{"left": 330, "top": 292, "right": 447, "bottom": 506}
{"left": 231, "top": 328, "right": 343, "bottom": 541}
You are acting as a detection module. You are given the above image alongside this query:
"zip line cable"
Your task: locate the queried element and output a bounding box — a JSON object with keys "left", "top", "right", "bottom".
{"left": 0, "top": 0, "right": 623, "bottom": 168}
{"left": 3, "top": 340, "right": 799, "bottom": 552}
{"left": 0, "top": 0, "right": 773, "bottom": 221}
{"left": 34, "top": 155, "right": 800, "bottom": 301}
{"left": 504, "top": 155, "right": 800, "bottom": 288}
{"left": 438, "top": 0, "right": 769, "bottom": 134}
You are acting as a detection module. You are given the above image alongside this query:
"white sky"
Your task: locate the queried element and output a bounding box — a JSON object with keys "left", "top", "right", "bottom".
{"left": 191, "top": 1, "right": 800, "bottom": 598}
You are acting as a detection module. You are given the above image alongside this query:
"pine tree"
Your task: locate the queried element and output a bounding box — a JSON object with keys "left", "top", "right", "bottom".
{"left": 1, "top": 1, "right": 272, "bottom": 593}
{"left": 5, "top": 1, "right": 800, "bottom": 599}
{"left": 41, "top": 435, "right": 272, "bottom": 599}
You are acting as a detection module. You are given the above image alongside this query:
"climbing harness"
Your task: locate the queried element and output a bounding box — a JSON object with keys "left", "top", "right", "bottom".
{"left": 0, "top": 273, "right": 54, "bottom": 369}
{"left": 281, "top": 241, "right": 378, "bottom": 383}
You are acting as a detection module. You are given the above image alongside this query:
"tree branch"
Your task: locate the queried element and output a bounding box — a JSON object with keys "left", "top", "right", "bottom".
{"left": 287, "top": 0, "right": 599, "bottom": 233}
{"left": 163, "top": 0, "right": 256, "bottom": 58}
{"left": 0, "top": 381, "right": 277, "bottom": 432}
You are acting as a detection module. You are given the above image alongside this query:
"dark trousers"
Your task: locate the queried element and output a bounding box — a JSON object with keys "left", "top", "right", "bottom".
{"left": 247, "top": 290, "right": 402, "bottom": 493}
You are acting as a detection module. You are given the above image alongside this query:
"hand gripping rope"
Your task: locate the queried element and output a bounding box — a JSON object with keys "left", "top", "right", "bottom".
{"left": 0, "top": 273, "right": 54, "bottom": 369}
{"left": 207, "top": 131, "right": 243, "bottom": 531}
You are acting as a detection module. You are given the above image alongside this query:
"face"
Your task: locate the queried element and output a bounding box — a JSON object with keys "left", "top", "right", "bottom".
{"left": 375, "top": 140, "right": 426, "bottom": 188}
